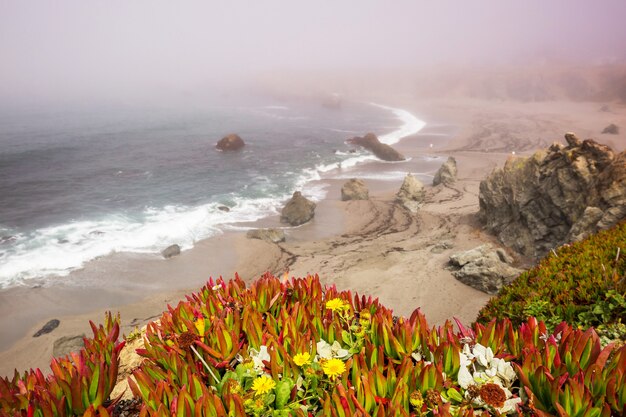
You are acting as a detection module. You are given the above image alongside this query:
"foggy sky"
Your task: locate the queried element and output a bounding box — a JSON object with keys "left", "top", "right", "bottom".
{"left": 1, "top": 1, "right": 626, "bottom": 103}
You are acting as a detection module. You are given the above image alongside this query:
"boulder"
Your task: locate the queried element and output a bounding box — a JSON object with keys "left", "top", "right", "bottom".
{"left": 347, "top": 133, "right": 405, "bottom": 161}
{"left": 33, "top": 319, "right": 60, "bottom": 337}
{"left": 396, "top": 174, "right": 425, "bottom": 213}
{"left": 449, "top": 245, "right": 522, "bottom": 295}
{"left": 53, "top": 334, "right": 85, "bottom": 357}
{"left": 161, "top": 244, "right": 181, "bottom": 259}
{"left": 246, "top": 228, "right": 286, "bottom": 243}
{"left": 479, "top": 134, "right": 626, "bottom": 258}
{"left": 602, "top": 123, "right": 619, "bottom": 134}
{"left": 433, "top": 156, "right": 458, "bottom": 186}
{"left": 280, "top": 192, "right": 316, "bottom": 226}
{"left": 430, "top": 242, "right": 453, "bottom": 254}
{"left": 341, "top": 179, "right": 369, "bottom": 201}
{"left": 216, "top": 134, "right": 245, "bottom": 151}
{"left": 218, "top": 206, "right": 230, "bottom": 212}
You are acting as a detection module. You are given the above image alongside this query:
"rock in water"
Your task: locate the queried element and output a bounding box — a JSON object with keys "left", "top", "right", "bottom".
{"left": 449, "top": 245, "right": 522, "bottom": 295}
{"left": 479, "top": 133, "right": 626, "bottom": 258}
{"left": 347, "top": 133, "right": 405, "bottom": 161}
{"left": 53, "top": 334, "right": 85, "bottom": 357}
{"left": 161, "top": 244, "right": 181, "bottom": 259}
{"left": 396, "top": 174, "right": 425, "bottom": 213}
{"left": 341, "top": 178, "right": 369, "bottom": 201}
{"left": 33, "top": 319, "right": 60, "bottom": 337}
{"left": 602, "top": 123, "right": 619, "bottom": 134}
{"left": 216, "top": 134, "right": 245, "bottom": 151}
{"left": 433, "top": 156, "right": 458, "bottom": 186}
{"left": 280, "top": 192, "right": 316, "bottom": 226}
{"left": 246, "top": 228, "right": 286, "bottom": 243}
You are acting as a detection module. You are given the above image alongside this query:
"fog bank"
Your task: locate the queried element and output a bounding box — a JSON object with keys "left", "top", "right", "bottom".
{"left": 1, "top": 1, "right": 626, "bottom": 104}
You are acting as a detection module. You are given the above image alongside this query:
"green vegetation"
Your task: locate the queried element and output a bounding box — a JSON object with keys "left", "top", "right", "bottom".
{"left": 477, "top": 221, "right": 626, "bottom": 345}
{"left": 3, "top": 274, "right": 626, "bottom": 416}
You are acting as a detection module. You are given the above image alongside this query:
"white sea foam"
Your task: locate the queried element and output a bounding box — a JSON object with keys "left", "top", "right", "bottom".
{"left": 0, "top": 196, "right": 289, "bottom": 286}
{"left": 369, "top": 102, "right": 426, "bottom": 145}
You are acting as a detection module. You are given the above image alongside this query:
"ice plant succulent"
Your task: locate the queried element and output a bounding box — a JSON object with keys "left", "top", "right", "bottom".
{"left": 7, "top": 273, "right": 625, "bottom": 416}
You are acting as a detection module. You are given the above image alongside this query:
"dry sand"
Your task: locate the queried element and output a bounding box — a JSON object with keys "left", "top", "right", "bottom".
{"left": 1, "top": 97, "right": 624, "bottom": 377}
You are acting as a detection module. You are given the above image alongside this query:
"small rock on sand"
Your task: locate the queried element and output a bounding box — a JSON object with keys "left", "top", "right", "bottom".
{"left": 33, "top": 319, "right": 60, "bottom": 337}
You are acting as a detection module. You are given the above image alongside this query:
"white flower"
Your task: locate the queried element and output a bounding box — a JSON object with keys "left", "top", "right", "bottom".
{"left": 316, "top": 339, "right": 350, "bottom": 360}
{"left": 473, "top": 344, "right": 494, "bottom": 368}
{"left": 458, "top": 365, "right": 474, "bottom": 389}
{"left": 500, "top": 397, "right": 523, "bottom": 414}
{"left": 494, "top": 358, "right": 517, "bottom": 387}
{"left": 248, "top": 345, "right": 271, "bottom": 374}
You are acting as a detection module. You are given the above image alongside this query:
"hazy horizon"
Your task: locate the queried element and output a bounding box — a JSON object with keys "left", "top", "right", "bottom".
{"left": 2, "top": 1, "right": 626, "bottom": 105}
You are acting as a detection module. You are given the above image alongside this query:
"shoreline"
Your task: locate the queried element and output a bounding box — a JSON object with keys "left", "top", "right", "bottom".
{"left": 1, "top": 96, "right": 625, "bottom": 376}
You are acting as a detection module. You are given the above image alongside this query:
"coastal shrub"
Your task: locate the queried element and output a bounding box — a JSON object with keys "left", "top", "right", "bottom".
{"left": 128, "top": 273, "right": 626, "bottom": 416}
{"left": 0, "top": 312, "right": 124, "bottom": 417}
{"left": 477, "top": 221, "right": 626, "bottom": 343}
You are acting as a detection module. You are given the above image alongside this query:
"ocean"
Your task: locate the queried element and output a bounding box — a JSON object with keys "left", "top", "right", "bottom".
{"left": 0, "top": 96, "right": 429, "bottom": 288}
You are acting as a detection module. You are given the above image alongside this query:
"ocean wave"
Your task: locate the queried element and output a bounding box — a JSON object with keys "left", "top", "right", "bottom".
{"left": 369, "top": 103, "right": 426, "bottom": 145}
{"left": 0, "top": 196, "right": 287, "bottom": 286}
{"left": 0, "top": 101, "right": 426, "bottom": 287}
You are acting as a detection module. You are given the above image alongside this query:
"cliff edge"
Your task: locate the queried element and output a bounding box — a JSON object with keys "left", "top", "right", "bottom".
{"left": 479, "top": 133, "right": 626, "bottom": 258}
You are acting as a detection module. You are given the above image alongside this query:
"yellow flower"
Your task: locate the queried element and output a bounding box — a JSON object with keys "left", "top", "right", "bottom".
{"left": 194, "top": 317, "right": 206, "bottom": 337}
{"left": 251, "top": 375, "right": 276, "bottom": 396}
{"left": 326, "top": 298, "right": 349, "bottom": 313}
{"left": 293, "top": 352, "right": 312, "bottom": 367}
{"left": 359, "top": 311, "right": 371, "bottom": 326}
{"left": 322, "top": 358, "right": 346, "bottom": 379}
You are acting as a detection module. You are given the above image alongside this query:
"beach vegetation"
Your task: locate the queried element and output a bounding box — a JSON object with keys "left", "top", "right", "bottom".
{"left": 2, "top": 272, "right": 626, "bottom": 416}
{"left": 477, "top": 221, "right": 626, "bottom": 346}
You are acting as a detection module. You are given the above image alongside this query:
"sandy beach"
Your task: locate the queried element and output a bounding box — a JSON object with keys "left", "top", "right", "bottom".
{"left": 1, "top": 96, "right": 624, "bottom": 377}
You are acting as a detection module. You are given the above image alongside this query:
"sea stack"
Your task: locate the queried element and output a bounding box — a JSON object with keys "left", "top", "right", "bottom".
{"left": 347, "top": 133, "right": 405, "bottom": 161}
{"left": 216, "top": 134, "right": 245, "bottom": 151}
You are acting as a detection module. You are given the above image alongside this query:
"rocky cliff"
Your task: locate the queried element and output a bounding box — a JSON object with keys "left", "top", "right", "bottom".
{"left": 479, "top": 133, "right": 626, "bottom": 258}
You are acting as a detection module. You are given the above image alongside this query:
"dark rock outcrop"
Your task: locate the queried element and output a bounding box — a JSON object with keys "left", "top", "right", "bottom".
{"left": 341, "top": 179, "right": 369, "bottom": 201}
{"left": 602, "top": 123, "right": 619, "bottom": 134}
{"left": 53, "top": 334, "right": 85, "bottom": 357}
{"left": 396, "top": 174, "right": 425, "bottom": 213}
{"left": 449, "top": 245, "right": 522, "bottom": 294}
{"left": 218, "top": 206, "right": 230, "bottom": 212}
{"left": 161, "top": 244, "right": 181, "bottom": 259}
{"left": 216, "top": 134, "right": 245, "bottom": 151}
{"left": 479, "top": 133, "right": 626, "bottom": 258}
{"left": 280, "top": 192, "right": 316, "bottom": 226}
{"left": 246, "top": 228, "right": 286, "bottom": 243}
{"left": 347, "top": 133, "right": 405, "bottom": 161}
{"left": 433, "top": 156, "right": 458, "bottom": 186}
{"left": 33, "top": 319, "right": 60, "bottom": 337}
